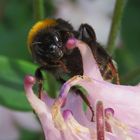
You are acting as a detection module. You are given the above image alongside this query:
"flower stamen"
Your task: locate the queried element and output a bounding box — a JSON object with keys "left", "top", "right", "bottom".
{"left": 105, "top": 108, "right": 114, "bottom": 132}
{"left": 96, "top": 101, "right": 105, "bottom": 140}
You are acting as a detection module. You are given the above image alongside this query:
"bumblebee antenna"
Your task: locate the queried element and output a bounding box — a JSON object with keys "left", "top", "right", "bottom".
{"left": 32, "top": 42, "right": 42, "bottom": 45}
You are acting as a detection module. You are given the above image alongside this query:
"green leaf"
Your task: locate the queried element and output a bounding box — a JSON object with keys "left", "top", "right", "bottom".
{"left": 115, "top": 0, "right": 140, "bottom": 84}
{"left": 0, "top": 55, "right": 59, "bottom": 110}
{"left": 0, "top": 0, "right": 34, "bottom": 60}
{"left": 19, "top": 128, "right": 44, "bottom": 140}
{"left": 44, "top": 72, "right": 60, "bottom": 98}
{"left": 0, "top": 55, "right": 37, "bottom": 111}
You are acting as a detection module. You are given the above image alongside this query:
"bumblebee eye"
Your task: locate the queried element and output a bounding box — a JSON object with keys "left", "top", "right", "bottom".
{"left": 53, "top": 31, "right": 62, "bottom": 42}
{"left": 49, "top": 45, "right": 56, "bottom": 52}
{"left": 54, "top": 36, "right": 59, "bottom": 42}
{"left": 53, "top": 34, "right": 63, "bottom": 48}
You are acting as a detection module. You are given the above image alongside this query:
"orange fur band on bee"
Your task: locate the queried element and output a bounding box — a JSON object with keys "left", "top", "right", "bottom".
{"left": 27, "top": 19, "right": 57, "bottom": 52}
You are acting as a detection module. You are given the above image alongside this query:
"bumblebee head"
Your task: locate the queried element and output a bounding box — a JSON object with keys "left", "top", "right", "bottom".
{"left": 28, "top": 19, "right": 66, "bottom": 64}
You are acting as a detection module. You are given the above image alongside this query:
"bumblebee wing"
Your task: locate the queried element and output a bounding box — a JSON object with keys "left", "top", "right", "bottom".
{"left": 78, "top": 23, "right": 120, "bottom": 84}
{"left": 78, "top": 23, "right": 96, "bottom": 41}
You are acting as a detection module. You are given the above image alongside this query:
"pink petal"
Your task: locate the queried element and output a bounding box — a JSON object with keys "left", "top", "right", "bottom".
{"left": 105, "top": 112, "right": 133, "bottom": 140}
{"left": 59, "top": 75, "right": 140, "bottom": 139}
{"left": 62, "top": 110, "right": 93, "bottom": 140}
{"left": 24, "top": 75, "right": 61, "bottom": 140}
{"left": 51, "top": 98, "right": 93, "bottom": 140}
{"left": 66, "top": 39, "right": 103, "bottom": 81}
{"left": 129, "top": 127, "right": 140, "bottom": 139}
{"left": 41, "top": 92, "right": 55, "bottom": 107}
{"left": 62, "top": 91, "right": 94, "bottom": 129}
{"left": 81, "top": 80, "right": 140, "bottom": 129}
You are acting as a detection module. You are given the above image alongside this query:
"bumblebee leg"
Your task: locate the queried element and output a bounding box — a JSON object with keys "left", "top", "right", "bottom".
{"left": 72, "top": 87, "right": 94, "bottom": 122}
{"left": 79, "top": 90, "right": 94, "bottom": 122}
{"left": 58, "top": 78, "right": 66, "bottom": 84}
{"left": 78, "top": 23, "right": 96, "bottom": 41}
{"left": 57, "top": 60, "right": 68, "bottom": 73}
{"left": 116, "top": 73, "right": 120, "bottom": 84}
{"left": 35, "top": 66, "right": 44, "bottom": 98}
{"left": 108, "top": 61, "right": 120, "bottom": 84}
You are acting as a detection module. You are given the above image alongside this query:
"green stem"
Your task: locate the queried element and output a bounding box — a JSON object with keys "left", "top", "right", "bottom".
{"left": 107, "top": 0, "right": 126, "bottom": 55}
{"left": 33, "top": 0, "right": 45, "bottom": 21}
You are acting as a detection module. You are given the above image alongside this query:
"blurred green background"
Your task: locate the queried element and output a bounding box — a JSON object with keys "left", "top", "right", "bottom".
{"left": 0, "top": 0, "right": 140, "bottom": 139}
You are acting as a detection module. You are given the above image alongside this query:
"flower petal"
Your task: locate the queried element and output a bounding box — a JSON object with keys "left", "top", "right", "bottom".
{"left": 59, "top": 75, "right": 140, "bottom": 139}
{"left": 66, "top": 39, "right": 103, "bottom": 81}
{"left": 41, "top": 92, "right": 55, "bottom": 107}
{"left": 107, "top": 116, "right": 133, "bottom": 140}
{"left": 51, "top": 97, "right": 94, "bottom": 140}
{"left": 24, "top": 75, "right": 61, "bottom": 140}
{"left": 63, "top": 110, "right": 94, "bottom": 140}
{"left": 62, "top": 92, "right": 94, "bottom": 128}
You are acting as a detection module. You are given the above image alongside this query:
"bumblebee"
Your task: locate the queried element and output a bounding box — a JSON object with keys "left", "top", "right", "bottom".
{"left": 27, "top": 18, "right": 119, "bottom": 120}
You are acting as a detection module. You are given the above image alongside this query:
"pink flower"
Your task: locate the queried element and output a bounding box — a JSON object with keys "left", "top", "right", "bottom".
{"left": 24, "top": 39, "right": 140, "bottom": 140}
